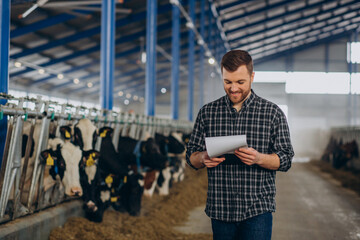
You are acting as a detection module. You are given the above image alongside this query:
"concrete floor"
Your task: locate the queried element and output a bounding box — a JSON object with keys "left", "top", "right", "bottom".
{"left": 175, "top": 163, "right": 360, "bottom": 240}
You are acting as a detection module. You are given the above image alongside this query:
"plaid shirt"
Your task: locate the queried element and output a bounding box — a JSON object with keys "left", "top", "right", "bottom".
{"left": 186, "top": 90, "right": 294, "bottom": 222}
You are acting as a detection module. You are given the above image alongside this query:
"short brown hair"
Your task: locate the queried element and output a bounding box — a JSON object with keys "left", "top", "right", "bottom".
{"left": 221, "top": 50, "right": 253, "bottom": 75}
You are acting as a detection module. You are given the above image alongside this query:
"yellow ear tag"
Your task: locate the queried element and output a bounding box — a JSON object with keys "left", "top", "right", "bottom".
{"left": 111, "top": 188, "right": 115, "bottom": 193}
{"left": 105, "top": 175, "right": 113, "bottom": 184}
{"left": 86, "top": 154, "right": 95, "bottom": 166}
{"left": 100, "top": 129, "right": 108, "bottom": 138}
{"left": 123, "top": 176, "right": 127, "bottom": 183}
{"left": 111, "top": 197, "right": 117, "bottom": 202}
{"left": 46, "top": 155, "right": 54, "bottom": 166}
{"left": 65, "top": 130, "right": 71, "bottom": 139}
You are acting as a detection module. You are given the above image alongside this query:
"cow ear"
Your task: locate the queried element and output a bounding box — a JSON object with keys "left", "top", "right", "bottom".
{"left": 60, "top": 126, "right": 72, "bottom": 140}
{"left": 105, "top": 127, "right": 113, "bottom": 136}
{"left": 99, "top": 127, "right": 113, "bottom": 138}
{"left": 40, "top": 150, "right": 49, "bottom": 161}
{"left": 91, "top": 150, "right": 100, "bottom": 159}
{"left": 40, "top": 150, "right": 55, "bottom": 165}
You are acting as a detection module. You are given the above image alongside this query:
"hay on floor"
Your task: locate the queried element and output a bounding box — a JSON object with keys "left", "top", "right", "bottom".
{"left": 50, "top": 166, "right": 212, "bottom": 240}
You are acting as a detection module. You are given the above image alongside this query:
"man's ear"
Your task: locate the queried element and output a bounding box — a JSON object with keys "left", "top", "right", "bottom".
{"left": 251, "top": 72, "right": 255, "bottom": 83}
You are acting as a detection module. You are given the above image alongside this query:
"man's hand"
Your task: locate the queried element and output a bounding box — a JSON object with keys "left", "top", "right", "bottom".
{"left": 202, "top": 152, "right": 226, "bottom": 168}
{"left": 234, "top": 147, "right": 261, "bottom": 166}
{"left": 190, "top": 151, "right": 225, "bottom": 169}
{"left": 234, "top": 147, "right": 281, "bottom": 170}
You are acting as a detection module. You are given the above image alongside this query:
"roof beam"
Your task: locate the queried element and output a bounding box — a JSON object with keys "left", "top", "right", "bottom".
{"left": 218, "top": 0, "right": 253, "bottom": 12}
{"left": 223, "top": 0, "right": 298, "bottom": 24}
{"left": 246, "top": 16, "right": 360, "bottom": 55}
{"left": 230, "top": 0, "right": 358, "bottom": 45}
{"left": 10, "top": 13, "right": 76, "bottom": 38}
{"left": 10, "top": 3, "right": 172, "bottom": 59}
{"left": 254, "top": 30, "right": 352, "bottom": 65}
{"left": 252, "top": 25, "right": 359, "bottom": 65}
{"left": 234, "top": 7, "right": 360, "bottom": 50}
{"left": 226, "top": 0, "right": 330, "bottom": 34}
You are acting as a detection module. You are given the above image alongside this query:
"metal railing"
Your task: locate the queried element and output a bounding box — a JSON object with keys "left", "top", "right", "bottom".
{"left": 0, "top": 92, "right": 192, "bottom": 224}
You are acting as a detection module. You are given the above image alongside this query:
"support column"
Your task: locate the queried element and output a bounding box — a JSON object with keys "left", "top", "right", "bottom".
{"left": 171, "top": 4, "right": 180, "bottom": 120}
{"left": 100, "top": 0, "right": 115, "bottom": 110}
{"left": 0, "top": 0, "right": 10, "bottom": 166}
{"left": 348, "top": 34, "right": 353, "bottom": 125}
{"left": 353, "top": 29, "right": 358, "bottom": 125}
{"left": 145, "top": 0, "right": 157, "bottom": 116}
{"left": 198, "top": 0, "right": 205, "bottom": 109}
{"left": 207, "top": 4, "right": 214, "bottom": 103}
{"left": 187, "top": 0, "right": 195, "bottom": 121}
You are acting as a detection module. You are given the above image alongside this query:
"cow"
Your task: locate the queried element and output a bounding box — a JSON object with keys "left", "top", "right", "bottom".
{"left": 117, "top": 136, "right": 168, "bottom": 171}
{"left": 322, "top": 137, "right": 359, "bottom": 169}
{"left": 117, "top": 135, "right": 168, "bottom": 198}
{"left": 98, "top": 127, "right": 129, "bottom": 177}
{"left": 116, "top": 171, "right": 144, "bottom": 216}
{"left": 73, "top": 118, "right": 97, "bottom": 151}
{"left": 45, "top": 137, "right": 83, "bottom": 197}
{"left": 75, "top": 123, "right": 144, "bottom": 221}
{"left": 153, "top": 132, "right": 186, "bottom": 195}
{"left": 333, "top": 140, "right": 359, "bottom": 169}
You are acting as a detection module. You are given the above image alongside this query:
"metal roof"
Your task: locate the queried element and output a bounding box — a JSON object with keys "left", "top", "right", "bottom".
{"left": 8, "top": 0, "right": 360, "bottom": 104}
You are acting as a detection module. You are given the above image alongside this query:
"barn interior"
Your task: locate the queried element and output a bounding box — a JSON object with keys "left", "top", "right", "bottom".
{"left": 0, "top": 0, "right": 360, "bottom": 239}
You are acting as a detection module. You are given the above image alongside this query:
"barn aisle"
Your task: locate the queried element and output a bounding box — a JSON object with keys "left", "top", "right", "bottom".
{"left": 274, "top": 162, "right": 360, "bottom": 240}
{"left": 177, "top": 162, "right": 360, "bottom": 240}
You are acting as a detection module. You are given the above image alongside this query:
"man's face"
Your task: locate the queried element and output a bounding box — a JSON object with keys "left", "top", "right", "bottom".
{"left": 222, "top": 65, "right": 254, "bottom": 106}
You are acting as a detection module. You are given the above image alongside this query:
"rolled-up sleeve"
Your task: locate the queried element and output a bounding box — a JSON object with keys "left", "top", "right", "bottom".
{"left": 186, "top": 108, "right": 206, "bottom": 170}
{"left": 271, "top": 108, "right": 294, "bottom": 172}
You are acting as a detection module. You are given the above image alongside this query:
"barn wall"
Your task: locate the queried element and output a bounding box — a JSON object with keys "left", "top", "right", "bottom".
{"left": 119, "top": 36, "right": 360, "bottom": 160}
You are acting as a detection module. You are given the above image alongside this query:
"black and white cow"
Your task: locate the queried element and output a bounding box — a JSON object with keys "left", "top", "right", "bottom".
{"left": 153, "top": 132, "right": 186, "bottom": 195}
{"left": 42, "top": 137, "right": 83, "bottom": 197}
{"left": 117, "top": 136, "right": 168, "bottom": 171}
{"left": 73, "top": 118, "right": 97, "bottom": 151}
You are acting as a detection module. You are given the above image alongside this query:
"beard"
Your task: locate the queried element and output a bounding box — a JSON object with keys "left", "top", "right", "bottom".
{"left": 225, "top": 87, "right": 251, "bottom": 106}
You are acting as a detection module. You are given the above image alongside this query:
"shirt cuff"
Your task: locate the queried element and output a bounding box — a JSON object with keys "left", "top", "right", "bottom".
{"left": 276, "top": 151, "right": 292, "bottom": 172}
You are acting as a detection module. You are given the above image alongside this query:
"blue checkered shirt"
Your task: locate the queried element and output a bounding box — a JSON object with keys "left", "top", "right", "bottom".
{"left": 186, "top": 90, "right": 294, "bottom": 222}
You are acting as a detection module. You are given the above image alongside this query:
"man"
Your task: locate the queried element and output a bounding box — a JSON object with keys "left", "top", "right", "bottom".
{"left": 186, "top": 50, "right": 294, "bottom": 240}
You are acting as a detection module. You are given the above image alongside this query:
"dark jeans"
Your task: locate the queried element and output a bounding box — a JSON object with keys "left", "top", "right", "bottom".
{"left": 211, "top": 212, "right": 273, "bottom": 240}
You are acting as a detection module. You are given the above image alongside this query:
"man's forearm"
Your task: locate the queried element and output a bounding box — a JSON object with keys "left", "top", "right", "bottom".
{"left": 257, "top": 153, "right": 280, "bottom": 170}
{"left": 190, "top": 151, "right": 206, "bottom": 169}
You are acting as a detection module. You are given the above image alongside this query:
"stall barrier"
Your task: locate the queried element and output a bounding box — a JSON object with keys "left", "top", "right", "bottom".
{"left": 0, "top": 93, "right": 192, "bottom": 224}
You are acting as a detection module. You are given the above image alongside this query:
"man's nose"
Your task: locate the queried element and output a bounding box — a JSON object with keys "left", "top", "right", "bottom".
{"left": 230, "top": 84, "right": 239, "bottom": 92}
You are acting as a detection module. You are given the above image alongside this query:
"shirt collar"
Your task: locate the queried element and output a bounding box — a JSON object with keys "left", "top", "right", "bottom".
{"left": 224, "top": 89, "right": 256, "bottom": 111}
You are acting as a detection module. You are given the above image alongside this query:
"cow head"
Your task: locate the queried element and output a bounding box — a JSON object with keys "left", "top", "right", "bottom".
{"left": 168, "top": 132, "right": 185, "bottom": 154}
{"left": 140, "top": 138, "right": 168, "bottom": 170}
{"left": 98, "top": 127, "right": 113, "bottom": 139}
{"left": 60, "top": 125, "right": 73, "bottom": 140}
{"left": 40, "top": 148, "right": 66, "bottom": 181}
{"left": 74, "top": 119, "right": 97, "bottom": 151}
{"left": 155, "top": 133, "right": 185, "bottom": 155}
{"left": 80, "top": 150, "right": 100, "bottom": 184}
{"left": 47, "top": 138, "right": 83, "bottom": 197}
